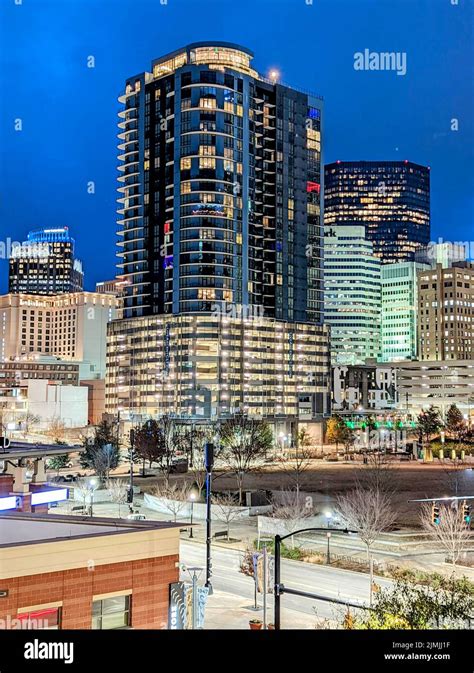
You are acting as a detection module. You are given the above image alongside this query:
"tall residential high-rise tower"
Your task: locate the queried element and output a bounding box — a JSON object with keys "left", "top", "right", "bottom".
{"left": 107, "top": 43, "right": 330, "bottom": 434}
{"left": 324, "top": 160, "right": 430, "bottom": 263}
{"left": 117, "top": 42, "right": 323, "bottom": 324}
{"left": 9, "top": 227, "right": 84, "bottom": 295}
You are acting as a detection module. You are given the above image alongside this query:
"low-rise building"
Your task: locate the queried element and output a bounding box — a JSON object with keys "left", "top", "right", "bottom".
{"left": 106, "top": 313, "right": 331, "bottom": 441}
{"left": 332, "top": 361, "right": 398, "bottom": 412}
{"left": 0, "top": 513, "right": 180, "bottom": 629}
{"left": 397, "top": 359, "right": 474, "bottom": 420}
{"left": 0, "top": 355, "right": 79, "bottom": 390}
{"left": 0, "top": 379, "right": 88, "bottom": 430}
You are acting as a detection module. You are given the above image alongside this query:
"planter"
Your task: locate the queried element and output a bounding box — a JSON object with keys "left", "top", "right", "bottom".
{"left": 267, "top": 623, "right": 275, "bottom": 630}
{"left": 249, "top": 620, "right": 263, "bottom": 630}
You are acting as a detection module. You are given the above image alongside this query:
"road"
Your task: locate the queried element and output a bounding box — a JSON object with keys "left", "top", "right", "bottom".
{"left": 180, "top": 540, "right": 393, "bottom": 623}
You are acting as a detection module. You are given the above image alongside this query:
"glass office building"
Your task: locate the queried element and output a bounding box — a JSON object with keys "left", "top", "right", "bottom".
{"left": 324, "top": 226, "right": 381, "bottom": 365}
{"left": 324, "top": 160, "right": 430, "bottom": 263}
{"left": 381, "top": 261, "right": 428, "bottom": 362}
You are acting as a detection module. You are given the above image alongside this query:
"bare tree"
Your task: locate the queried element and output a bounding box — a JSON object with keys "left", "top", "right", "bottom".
{"left": 106, "top": 479, "right": 128, "bottom": 518}
{"left": 212, "top": 493, "right": 244, "bottom": 541}
{"left": 336, "top": 487, "right": 396, "bottom": 605}
{"left": 272, "top": 489, "right": 314, "bottom": 548}
{"left": 19, "top": 411, "right": 41, "bottom": 438}
{"left": 220, "top": 413, "right": 273, "bottom": 504}
{"left": 45, "top": 417, "right": 67, "bottom": 443}
{"left": 356, "top": 452, "right": 395, "bottom": 495}
{"left": 443, "top": 458, "right": 466, "bottom": 498}
{"left": 282, "top": 428, "right": 313, "bottom": 498}
{"left": 420, "top": 502, "right": 471, "bottom": 566}
{"left": 153, "top": 481, "right": 190, "bottom": 522}
{"left": 91, "top": 444, "right": 118, "bottom": 482}
{"left": 74, "top": 478, "right": 92, "bottom": 513}
{"left": 189, "top": 449, "right": 207, "bottom": 497}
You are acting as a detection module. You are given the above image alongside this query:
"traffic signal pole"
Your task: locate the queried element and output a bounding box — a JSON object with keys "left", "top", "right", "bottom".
{"left": 274, "top": 527, "right": 358, "bottom": 630}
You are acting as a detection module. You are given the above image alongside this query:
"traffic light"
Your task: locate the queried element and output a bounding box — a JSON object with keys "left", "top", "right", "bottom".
{"left": 432, "top": 502, "right": 440, "bottom": 525}
{"left": 126, "top": 486, "right": 133, "bottom": 504}
{"left": 462, "top": 501, "right": 471, "bottom": 525}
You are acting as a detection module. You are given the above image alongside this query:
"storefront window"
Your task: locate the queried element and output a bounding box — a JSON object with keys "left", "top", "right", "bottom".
{"left": 92, "top": 595, "right": 131, "bottom": 630}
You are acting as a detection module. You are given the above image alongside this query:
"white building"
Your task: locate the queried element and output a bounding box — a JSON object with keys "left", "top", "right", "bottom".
{"left": 381, "top": 262, "right": 429, "bottom": 362}
{"left": 324, "top": 226, "right": 381, "bottom": 364}
{"left": 1, "top": 379, "right": 88, "bottom": 429}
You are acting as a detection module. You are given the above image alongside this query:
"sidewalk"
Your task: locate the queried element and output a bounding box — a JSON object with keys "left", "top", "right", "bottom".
{"left": 203, "top": 589, "right": 329, "bottom": 630}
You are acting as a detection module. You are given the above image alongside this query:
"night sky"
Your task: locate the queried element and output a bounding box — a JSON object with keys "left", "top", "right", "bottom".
{"left": 0, "top": 0, "right": 472, "bottom": 292}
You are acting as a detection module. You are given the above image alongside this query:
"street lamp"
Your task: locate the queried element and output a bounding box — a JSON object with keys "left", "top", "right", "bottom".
{"left": 326, "top": 532, "right": 332, "bottom": 565}
{"left": 204, "top": 442, "right": 214, "bottom": 594}
{"left": 188, "top": 489, "right": 198, "bottom": 539}
{"left": 324, "top": 510, "right": 332, "bottom": 528}
{"left": 88, "top": 478, "right": 98, "bottom": 517}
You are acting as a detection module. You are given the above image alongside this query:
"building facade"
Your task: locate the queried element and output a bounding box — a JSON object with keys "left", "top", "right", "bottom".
{"left": 332, "top": 362, "right": 398, "bottom": 412}
{"left": 324, "top": 225, "right": 381, "bottom": 364}
{"left": 418, "top": 262, "right": 474, "bottom": 361}
{"left": 106, "top": 314, "right": 330, "bottom": 435}
{"left": 117, "top": 42, "right": 323, "bottom": 323}
{"left": 324, "top": 160, "right": 430, "bottom": 263}
{"left": 108, "top": 42, "right": 329, "bottom": 433}
{"left": 0, "top": 292, "right": 119, "bottom": 379}
{"left": 0, "top": 355, "right": 80, "bottom": 390}
{"left": 415, "top": 240, "right": 468, "bottom": 269}
{"left": 9, "top": 227, "right": 84, "bottom": 295}
{"left": 0, "top": 514, "right": 180, "bottom": 630}
{"left": 397, "top": 359, "right": 474, "bottom": 420}
{"left": 381, "top": 261, "right": 429, "bottom": 362}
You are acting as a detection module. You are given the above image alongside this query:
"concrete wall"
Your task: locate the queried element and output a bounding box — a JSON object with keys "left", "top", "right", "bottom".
{"left": 27, "top": 380, "right": 88, "bottom": 428}
{"left": 144, "top": 492, "right": 272, "bottom": 520}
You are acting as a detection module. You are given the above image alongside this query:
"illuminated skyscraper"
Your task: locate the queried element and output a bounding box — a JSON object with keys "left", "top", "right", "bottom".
{"left": 9, "top": 227, "right": 83, "bottom": 295}
{"left": 117, "top": 42, "right": 323, "bottom": 324}
{"left": 324, "top": 225, "right": 381, "bottom": 365}
{"left": 324, "top": 160, "right": 430, "bottom": 263}
{"left": 108, "top": 43, "right": 330, "bottom": 432}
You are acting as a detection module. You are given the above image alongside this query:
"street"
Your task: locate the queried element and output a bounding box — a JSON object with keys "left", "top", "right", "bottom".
{"left": 180, "top": 540, "right": 393, "bottom": 627}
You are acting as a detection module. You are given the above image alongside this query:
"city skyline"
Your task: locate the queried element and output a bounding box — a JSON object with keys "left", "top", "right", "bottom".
{"left": 1, "top": 0, "right": 472, "bottom": 293}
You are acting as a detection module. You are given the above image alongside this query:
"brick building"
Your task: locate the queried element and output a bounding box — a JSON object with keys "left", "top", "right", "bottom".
{"left": 0, "top": 513, "right": 180, "bottom": 629}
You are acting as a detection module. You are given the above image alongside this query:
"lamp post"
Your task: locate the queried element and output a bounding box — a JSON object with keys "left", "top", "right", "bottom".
{"left": 128, "top": 427, "right": 135, "bottom": 510}
{"left": 324, "top": 510, "right": 332, "bottom": 528}
{"left": 204, "top": 442, "right": 214, "bottom": 594}
{"left": 189, "top": 491, "right": 197, "bottom": 539}
{"left": 326, "top": 532, "right": 332, "bottom": 565}
{"left": 88, "top": 478, "right": 98, "bottom": 517}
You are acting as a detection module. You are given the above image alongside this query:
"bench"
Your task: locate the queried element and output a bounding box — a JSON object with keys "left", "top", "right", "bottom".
{"left": 71, "top": 505, "right": 86, "bottom": 512}
{"left": 213, "top": 530, "right": 228, "bottom": 540}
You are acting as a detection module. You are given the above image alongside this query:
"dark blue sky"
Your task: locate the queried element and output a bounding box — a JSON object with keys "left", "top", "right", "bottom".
{"left": 1, "top": 0, "right": 472, "bottom": 292}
